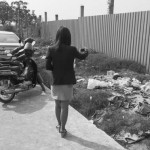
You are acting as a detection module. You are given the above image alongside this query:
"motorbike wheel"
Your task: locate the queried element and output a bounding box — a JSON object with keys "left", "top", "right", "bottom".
{"left": 0, "top": 80, "right": 15, "bottom": 103}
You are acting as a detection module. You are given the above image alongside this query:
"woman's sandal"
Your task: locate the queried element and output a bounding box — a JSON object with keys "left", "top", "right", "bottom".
{"left": 56, "top": 125, "right": 60, "bottom": 132}
{"left": 60, "top": 129, "right": 67, "bottom": 138}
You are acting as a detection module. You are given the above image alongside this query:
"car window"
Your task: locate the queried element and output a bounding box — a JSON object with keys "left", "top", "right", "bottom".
{"left": 0, "top": 33, "right": 19, "bottom": 43}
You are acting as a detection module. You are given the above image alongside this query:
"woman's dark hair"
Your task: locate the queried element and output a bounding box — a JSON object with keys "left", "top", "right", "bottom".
{"left": 55, "top": 26, "right": 71, "bottom": 47}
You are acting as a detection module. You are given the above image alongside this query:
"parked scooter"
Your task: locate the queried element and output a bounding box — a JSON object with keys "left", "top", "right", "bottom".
{"left": 0, "top": 39, "right": 37, "bottom": 103}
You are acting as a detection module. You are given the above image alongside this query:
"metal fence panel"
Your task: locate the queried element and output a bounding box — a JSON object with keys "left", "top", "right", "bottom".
{"left": 40, "top": 11, "right": 150, "bottom": 72}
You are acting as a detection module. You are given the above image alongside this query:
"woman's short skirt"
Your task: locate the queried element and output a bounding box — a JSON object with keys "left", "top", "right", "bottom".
{"left": 51, "top": 85, "right": 73, "bottom": 101}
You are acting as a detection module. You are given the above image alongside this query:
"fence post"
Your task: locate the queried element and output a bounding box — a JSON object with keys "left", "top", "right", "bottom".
{"left": 39, "top": 15, "right": 41, "bottom": 22}
{"left": 80, "top": 5, "right": 84, "bottom": 49}
{"left": 55, "top": 14, "right": 58, "bottom": 20}
{"left": 107, "top": 0, "right": 114, "bottom": 14}
{"left": 44, "top": 12, "right": 47, "bottom": 40}
{"left": 37, "top": 15, "right": 41, "bottom": 38}
{"left": 80, "top": 5, "right": 84, "bottom": 17}
{"left": 45, "top": 12, "right": 47, "bottom": 22}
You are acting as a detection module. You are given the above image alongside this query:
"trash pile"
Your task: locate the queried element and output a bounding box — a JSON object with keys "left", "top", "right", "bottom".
{"left": 86, "top": 70, "right": 150, "bottom": 115}
{"left": 112, "top": 130, "right": 150, "bottom": 144}
{"left": 77, "top": 70, "right": 150, "bottom": 144}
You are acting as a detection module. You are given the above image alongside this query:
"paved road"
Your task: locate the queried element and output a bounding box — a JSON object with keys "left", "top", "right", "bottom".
{"left": 0, "top": 85, "right": 126, "bottom": 150}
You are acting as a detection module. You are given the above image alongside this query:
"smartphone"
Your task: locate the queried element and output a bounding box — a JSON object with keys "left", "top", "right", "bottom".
{"left": 80, "top": 48, "right": 85, "bottom": 52}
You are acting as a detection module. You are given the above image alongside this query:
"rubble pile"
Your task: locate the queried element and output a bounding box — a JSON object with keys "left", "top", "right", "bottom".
{"left": 85, "top": 70, "right": 150, "bottom": 114}
{"left": 76, "top": 70, "right": 150, "bottom": 145}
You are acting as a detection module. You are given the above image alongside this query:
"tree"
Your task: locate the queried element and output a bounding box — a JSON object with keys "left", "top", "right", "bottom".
{"left": 11, "top": 1, "right": 28, "bottom": 29}
{"left": 107, "top": 0, "right": 114, "bottom": 14}
{"left": 0, "top": 1, "right": 13, "bottom": 25}
{"left": 11, "top": 0, "right": 37, "bottom": 38}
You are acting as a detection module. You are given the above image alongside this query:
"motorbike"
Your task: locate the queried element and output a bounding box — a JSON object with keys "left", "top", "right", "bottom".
{"left": 0, "top": 41, "right": 37, "bottom": 104}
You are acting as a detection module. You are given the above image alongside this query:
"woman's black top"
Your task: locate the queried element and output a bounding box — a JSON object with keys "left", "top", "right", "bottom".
{"left": 46, "top": 44, "right": 88, "bottom": 85}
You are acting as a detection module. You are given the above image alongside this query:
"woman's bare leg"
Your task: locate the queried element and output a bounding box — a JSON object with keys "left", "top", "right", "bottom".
{"left": 60, "top": 100, "right": 69, "bottom": 131}
{"left": 55, "top": 100, "right": 61, "bottom": 126}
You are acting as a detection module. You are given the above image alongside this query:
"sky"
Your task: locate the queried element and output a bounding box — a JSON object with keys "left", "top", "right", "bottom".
{"left": 5, "top": 0, "right": 150, "bottom": 21}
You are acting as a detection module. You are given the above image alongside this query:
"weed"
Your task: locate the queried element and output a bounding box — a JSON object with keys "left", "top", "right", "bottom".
{"left": 76, "top": 53, "right": 147, "bottom": 76}
{"left": 35, "top": 38, "right": 54, "bottom": 47}
{"left": 99, "top": 109, "right": 129, "bottom": 135}
{"left": 70, "top": 88, "right": 111, "bottom": 118}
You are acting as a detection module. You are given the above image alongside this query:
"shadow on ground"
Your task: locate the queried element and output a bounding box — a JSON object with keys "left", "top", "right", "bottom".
{"left": 2, "top": 86, "right": 50, "bottom": 114}
{"left": 66, "top": 132, "right": 120, "bottom": 150}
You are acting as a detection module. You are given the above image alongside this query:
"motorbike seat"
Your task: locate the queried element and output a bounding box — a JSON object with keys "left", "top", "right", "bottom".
{"left": 17, "top": 76, "right": 25, "bottom": 81}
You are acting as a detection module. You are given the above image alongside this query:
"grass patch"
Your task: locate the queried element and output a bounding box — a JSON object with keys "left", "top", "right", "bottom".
{"left": 71, "top": 88, "right": 111, "bottom": 118}
{"left": 75, "top": 53, "right": 147, "bottom": 77}
{"left": 34, "top": 38, "right": 54, "bottom": 47}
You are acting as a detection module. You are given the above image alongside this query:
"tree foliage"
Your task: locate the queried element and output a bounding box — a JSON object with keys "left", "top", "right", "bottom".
{"left": 0, "top": 0, "right": 38, "bottom": 38}
{"left": 0, "top": 0, "right": 37, "bottom": 28}
{"left": 0, "top": 1, "right": 13, "bottom": 25}
{"left": 11, "top": 1, "right": 36, "bottom": 28}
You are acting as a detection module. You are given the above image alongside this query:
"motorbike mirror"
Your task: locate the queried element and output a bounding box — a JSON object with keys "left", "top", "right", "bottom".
{"left": 19, "top": 39, "right": 21, "bottom": 43}
{"left": 32, "top": 41, "right": 36, "bottom": 46}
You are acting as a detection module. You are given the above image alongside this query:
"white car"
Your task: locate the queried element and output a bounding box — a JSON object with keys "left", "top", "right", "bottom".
{"left": 0, "top": 31, "right": 22, "bottom": 59}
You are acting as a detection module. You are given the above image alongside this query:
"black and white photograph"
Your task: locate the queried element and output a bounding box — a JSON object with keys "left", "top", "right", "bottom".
{"left": 0, "top": 0, "right": 150, "bottom": 149}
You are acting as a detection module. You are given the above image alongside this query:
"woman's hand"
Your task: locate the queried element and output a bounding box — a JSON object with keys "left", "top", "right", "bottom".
{"left": 73, "top": 59, "right": 76, "bottom": 69}
{"left": 80, "top": 48, "right": 88, "bottom": 54}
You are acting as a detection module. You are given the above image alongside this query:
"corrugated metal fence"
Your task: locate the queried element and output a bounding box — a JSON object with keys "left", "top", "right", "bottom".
{"left": 41, "top": 11, "right": 150, "bottom": 72}
{"left": 41, "top": 19, "right": 80, "bottom": 48}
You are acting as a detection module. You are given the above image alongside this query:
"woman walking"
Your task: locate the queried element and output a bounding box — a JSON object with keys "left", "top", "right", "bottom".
{"left": 46, "top": 26, "right": 88, "bottom": 138}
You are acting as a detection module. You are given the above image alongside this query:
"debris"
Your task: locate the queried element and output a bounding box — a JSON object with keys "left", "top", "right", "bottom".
{"left": 77, "top": 78, "right": 85, "bottom": 82}
{"left": 115, "top": 130, "right": 150, "bottom": 144}
{"left": 41, "top": 55, "right": 46, "bottom": 59}
{"left": 90, "top": 96, "right": 92, "bottom": 100}
{"left": 124, "top": 130, "right": 150, "bottom": 144}
{"left": 135, "top": 102, "right": 150, "bottom": 116}
{"left": 141, "top": 82, "right": 150, "bottom": 95}
{"left": 107, "top": 70, "right": 115, "bottom": 77}
{"left": 91, "top": 109, "right": 107, "bottom": 124}
{"left": 115, "top": 77, "right": 131, "bottom": 87}
{"left": 113, "top": 73, "right": 122, "bottom": 80}
{"left": 93, "top": 75, "right": 104, "bottom": 80}
{"left": 76, "top": 70, "right": 150, "bottom": 146}
{"left": 124, "top": 87, "right": 133, "bottom": 95}
{"left": 34, "top": 51, "right": 40, "bottom": 55}
{"left": 131, "top": 78, "right": 141, "bottom": 90}
{"left": 125, "top": 133, "right": 145, "bottom": 144}
{"left": 87, "top": 78, "right": 111, "bottom": 89}
{"left": 76, "top": 76, "right": 84, "bottom": 80}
